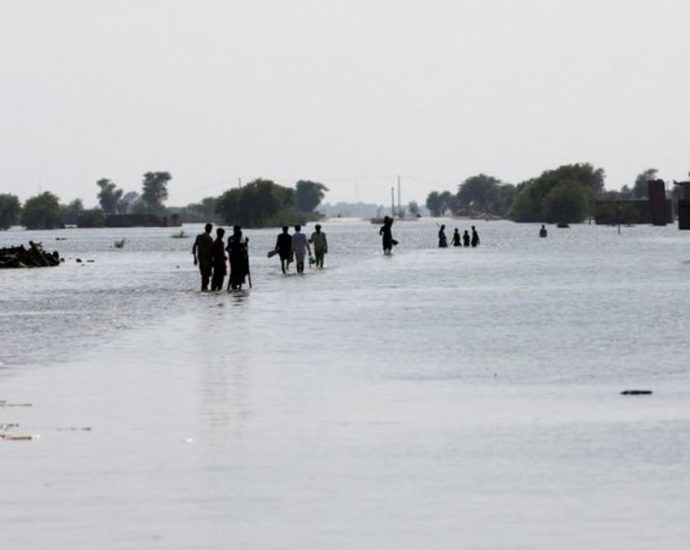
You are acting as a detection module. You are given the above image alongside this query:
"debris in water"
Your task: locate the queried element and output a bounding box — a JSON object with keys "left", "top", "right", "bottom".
{"left": 621, "top": 390, "right": 653, "bottom": 395}
{"left": 0, "top": 401, "right": 32, "bottom": 407}
{"left": 0, "top": 433, "right": 36, "bottom": 441}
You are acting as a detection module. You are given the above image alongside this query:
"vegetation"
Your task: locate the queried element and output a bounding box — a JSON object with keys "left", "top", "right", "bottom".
{"left": 97, "top": 179, "right": 124, "bottom": 214}
{"left": 0, "top": 194, "right": 21, "bottom": 230}
{"left": 21, "top": 192, "right": 64, "bottom": 229}
{"left": 61, "top": 199, "right": 84, "bottom": 226}
{"left": 295, "top": 181, "right": 328, "bottom": 213}
{"left": 139, "top": 171, "right": 171, "bottom": 214}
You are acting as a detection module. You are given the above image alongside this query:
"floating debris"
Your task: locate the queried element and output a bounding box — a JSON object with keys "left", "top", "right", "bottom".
{"left": 0, "top": 242, "right": 61, "bottom": 268}
{"left": 114, "top": 238, "right": 126, "bottom": 249}
{"left": 621, "top": 390, "right": 653, "bottom": 395}
{"left": 0, "top": 433, "right": 36, "bottom": 441}
{"left": 0, "top": 401, "right": 33, "bottom": 407}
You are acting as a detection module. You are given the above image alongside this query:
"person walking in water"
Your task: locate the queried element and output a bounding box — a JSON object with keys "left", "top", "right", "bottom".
{"left": 192, "top": 222, "right": 213, "bottom": 291}
{"left": 309, "top": 224, "right": 328, "bottom": 269}
{"left": 438, "top": 224, "right": 448, "bottom": 248}
{"left": 226, "top": 225, "right": 249, "bottom": 291}
{"left": 210, "top": 227, "right": 227, "bottom": 291}
{"left": 539, "top": 224, "right": 548, "bottom": 238}
{"left": 471, "top": 226, "right": 480, "bottom": 247}
{"left": 379, "top": 216, "right": 396, "bottom": 255}
{"left": 291, "top": 225, "right": 311, "bottom": 274}
{"left": 275, "top": 226, "right": 292, "bottom": 274}
{"left": 451, "top": 228, "right": 461, "bottom": 247}
{"left": 462, "top": 229, "right": 470, "bottom": 247}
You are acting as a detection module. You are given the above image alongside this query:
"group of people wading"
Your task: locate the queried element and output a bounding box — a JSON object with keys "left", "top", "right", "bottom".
{"left": 273, "top": 224, "right": 328, "bottom": 274}
{"left": 192, "top": 218, "right": 482, "bottom": 292}
{"left": 192, "top": 223, "right": 250, "bottom": 292}
{"left": 437, "top": 225, "right": 480, "bottom": 248}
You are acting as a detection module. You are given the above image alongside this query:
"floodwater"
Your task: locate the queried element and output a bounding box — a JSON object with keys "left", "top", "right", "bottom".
{"left": 1, "top": 220, "right": 689, "bottom": 549}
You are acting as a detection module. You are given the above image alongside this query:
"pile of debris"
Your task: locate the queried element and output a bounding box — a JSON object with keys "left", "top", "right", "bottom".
{"left": 0, "top": 241, "right": 61, "bottom": 268}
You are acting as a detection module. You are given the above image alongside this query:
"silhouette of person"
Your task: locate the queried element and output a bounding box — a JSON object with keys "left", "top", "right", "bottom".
{"left": 438, "top": 224, "right": 448, "bottom": 248}
{"left": 291, "top": 225, "right": 311, "bottom": 274}
{"left": 226, "top": 225, "right": 249, "bottom": 291}
{"left": 462, "top": 230, "right": 470, "bottom": 247}
{"left": 379, "top": 216, "right": 396, "bottom": 255}
{"left": 275, "top": 226, "right": 292, "bottom": 274}
{"left": 471, "top": 226, "right": 480, "bottom": 247}
{"left": 451, "top": 228, "right": 461, "bottom": 247}
{"left": 309, "top": 224, "right": 328, "bottom": 268}
{"left": 539, "top": 224, "right": 548, "bottom": 238}
{"left": 211, "top": 227, "right": 227, "bottom": 291}
{"left": 192, "top": 223, "right": 213, "bottom": 291}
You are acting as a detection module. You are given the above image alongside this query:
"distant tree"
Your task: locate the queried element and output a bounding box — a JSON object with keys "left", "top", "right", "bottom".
{"left": 439, "top": 191, "right": 455, "bottom": 215}
{"left": 632, "top": 168, "right": 658, "bottom": 199}
{"left": 618, "top": 184, "right": 633, "bottom": 199}
{"left": 61, "top": 198, "right": 84, "bottom": 226}
{"left": 141, "top": 171, "right": 172, "bottom": 213}
{"left": 294, "top": 180, "right": 328, "bottom": 212}
{"left": 0, "top": 193, "right": 21, "bottom": 230}
{"left": 541, "top": 181, "right": 589, "bottom": 224}
{"left": 508, "top": 163, "right": 605, "bottom": 222}
{"left": 426, "top": 191, "right": 455, "bottom": 216}
{"left": 21, "top": 191, "right": 63, "bottom": 229}
{"left": 408, "top": 200, "right": 420, "bottom": 217}
{"left": 216, "top": 179, "right": 298, "bottom": 227}
{"left": 426, "top": 192, "right": 443, "bottom": 216}
{"left": 456, "top": 174, "right": 516, "bottom": 217}
{"left": 97, "top": 178, "right": 124, "bottom": 214}
{"left": 456, "top": 174, "right": 502, "bottom": 212}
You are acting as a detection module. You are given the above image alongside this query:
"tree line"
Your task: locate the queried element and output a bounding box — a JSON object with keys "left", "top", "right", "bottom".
{"left": 425, "top": 164, "right": 673, "bottom": 224}
{"left": 0, "top": 174, "right": 328, "bottom": 230}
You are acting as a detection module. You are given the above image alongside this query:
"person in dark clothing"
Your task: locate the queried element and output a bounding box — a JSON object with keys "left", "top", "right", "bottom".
{"left": 275, "top": 226, "right": 292, "bottom": 274}
{"left": 539, "top": 224, "right": 548, "bottom": 238}
{"left": 211, "top": 227, "right": 227, "bottom": 291}
{"left": 379, "top": 216, "right": 396, "bottom": 255}
{"left": 438, "top": 224, "right": 448, "bottom": 248}
{"left": 192, "top": 223, "right": 213, "bottom": 291}
{"left": 471, "top": 226, "right": 480, "bottom": 247}
{"left": 451, "top": 228, "right": 461, "bottom": 247}
{"left": 462, "top": 230, "right": 470, "bottom": 247}
{"left": 226, "top": 225, "right": 249, "bottom": 291}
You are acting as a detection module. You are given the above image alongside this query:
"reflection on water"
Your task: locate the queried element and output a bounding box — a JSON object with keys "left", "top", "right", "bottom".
{"left": 2, "top": 220, "right": 690, "bottom": 549}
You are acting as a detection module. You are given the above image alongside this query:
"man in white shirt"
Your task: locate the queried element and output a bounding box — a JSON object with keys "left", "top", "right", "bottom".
{"left": 291, "top": 225, "right": 311, "bottom": 274}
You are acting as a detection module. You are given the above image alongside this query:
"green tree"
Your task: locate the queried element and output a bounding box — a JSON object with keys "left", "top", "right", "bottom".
{"left": 216, "top": 179, "right": 299, "bottom": 228}
{"left": 508, "top": 163, "right": 605, "bottom": 222}
{"left": 141, "top": 171, "right": 172, "bottom": 213}
{"left": 457, "top": 174, "right": 501, "bottom": 212}
{"left": 541, "top": 181, "right": 589, "bottom": 223}
{"left": 97, "top": 178, "right": 124, "bottom": 214}
{"left": 426, "top": 191, "right": 455, "bottom": 216}
{"left": 426, "top": 191, "right": 443, "bottom": 216}
{"left": 61, "top": 198, "right": 84, "bottom": 226}
{"left": 295, "top": 180, "right": 328, "bottom": 212}
{"left": 21, "top": 191, "right": 63, "bottom": 229}
{"left": 408, "top": 200, "right": 420, "bottom": 217}
{"left": 632, "top": 168, "right": 658, "bottom": 199}
{"left": 0, "top": 193, "right": 21, "bottom": 230}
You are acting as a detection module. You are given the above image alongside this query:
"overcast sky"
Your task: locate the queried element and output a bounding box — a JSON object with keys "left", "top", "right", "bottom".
{"left": 1, "top": 0, "right": 689, "bottom": 207}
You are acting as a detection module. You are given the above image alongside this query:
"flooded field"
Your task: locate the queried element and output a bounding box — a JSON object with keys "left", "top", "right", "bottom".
{"left": 1, "top": 220, "right": 689, "bottom": 549}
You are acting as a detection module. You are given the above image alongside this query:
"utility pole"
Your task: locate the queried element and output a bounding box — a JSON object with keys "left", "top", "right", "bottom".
{"left": 238, "top": 177, "right": 242, "bottom": 189}
{"left": 397, "top": 175, "right": 402, "bottom": 218}
{"left": 391, "top": 186, "right": 395, "bottom": 217}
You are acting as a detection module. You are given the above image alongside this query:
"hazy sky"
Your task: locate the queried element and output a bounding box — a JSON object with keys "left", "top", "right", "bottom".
{"left": 1, "top": 0, "right": 689, "bottom": 207}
